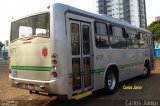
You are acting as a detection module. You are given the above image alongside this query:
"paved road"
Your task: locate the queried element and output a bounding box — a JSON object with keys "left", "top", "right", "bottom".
{"left": 47, "top": 70, "right": 160, "bottom": 106}
{"left": 0, "top": 62, "right": 160, "bottom": 106}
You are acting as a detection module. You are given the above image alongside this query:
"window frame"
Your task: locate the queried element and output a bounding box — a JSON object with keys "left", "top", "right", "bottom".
{"left": 139, "top": 32, "right": 148, "bottom": 49}
{"left": 10, "top": 12, "right": 50, "bottom": 42}
{"left": 109, "top": 24, "right": 127, "bottom": 49}
{"left": 94, "top": 21, "right": 110, "bottom": 49}
{"left": 126, "top": 29, "right": 140, "bottom": 49}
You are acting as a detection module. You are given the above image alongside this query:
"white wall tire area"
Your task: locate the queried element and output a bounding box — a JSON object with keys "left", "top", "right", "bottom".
{"left": 142, "top": 61, "right": 151, "bottom": 78}
{"left": 104, "top": 68, "right": 118, "bottom": 95}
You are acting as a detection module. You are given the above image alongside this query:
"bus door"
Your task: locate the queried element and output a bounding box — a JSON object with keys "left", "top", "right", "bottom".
{"left": 70, "top": 20, "right": 93, "bottom": 94}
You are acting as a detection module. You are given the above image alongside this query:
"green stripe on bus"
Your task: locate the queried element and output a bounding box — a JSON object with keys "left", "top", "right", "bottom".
{"left": 11, "top": 66, "right": 52, "bottom": 71}
{"left": 91, "top": 61, "right": 144, "bottom": 73}
{"left": 68, "top": 68, "right": 105, "bottom": 78}
{"left": 92, "top": 68, "right": 105, "bottom": 73}
{"left": 68, "top": 61, "right": 144, "bottom": 78}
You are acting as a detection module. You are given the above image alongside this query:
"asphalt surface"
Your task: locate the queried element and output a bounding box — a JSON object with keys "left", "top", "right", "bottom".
{"left": 0, "top": 60, "right": 160, "bottom": 106}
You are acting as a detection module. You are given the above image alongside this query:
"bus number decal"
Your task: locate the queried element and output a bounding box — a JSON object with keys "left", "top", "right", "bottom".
{"left": 96, "top": 55, "right": 103, "bottom": 60}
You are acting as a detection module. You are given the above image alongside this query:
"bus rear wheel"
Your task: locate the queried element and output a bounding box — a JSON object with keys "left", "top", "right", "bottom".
{"left": 104, "top": 68, "right": 118, "bottom": 95}
{"left": 142, "top": 62, "right": 151, "bottom": 78}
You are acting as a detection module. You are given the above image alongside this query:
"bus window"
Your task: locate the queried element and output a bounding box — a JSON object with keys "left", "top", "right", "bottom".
{"left": 110, "top": 26, "right": 127, "bottom": 48}
{"left": 11, "top": 13, "right": 50, "bottom": 41}
{"left": 139, "top": 33, "right": 148, "bottom": 48}
{"left": 83, "top": 25, "right": 90, "bottom": 55}
{"left": 127, "top": 29, "right": 139, "bottom": 48}
{"left": 71, "top": 23, "right": 80, "bottom": 55}
{"left": 94, "top": 22, "right": 109, "bottom": 48}
{"left": 109, "top": 24, "right": 113, "bottom": 36}
{"left": 19, "top": 26, "right": 32, "bottom": 38}
{"left": 147, "top": 33, "right": 154, "bottom": 48}
{"left": 36, "top": 28, "right": 47, "bottom": 36}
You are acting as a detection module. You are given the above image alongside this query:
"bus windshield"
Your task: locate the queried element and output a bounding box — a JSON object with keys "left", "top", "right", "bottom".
{"left": 10, "top": 13, "right": 50, "bottom": 41}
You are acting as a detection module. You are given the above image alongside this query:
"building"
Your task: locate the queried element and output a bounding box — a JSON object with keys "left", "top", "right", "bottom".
{"left": 94, "top": 0, "right": 147, "bottom": 28}
{"left": 155, "top": 16, "right": 160, "bottom": 21}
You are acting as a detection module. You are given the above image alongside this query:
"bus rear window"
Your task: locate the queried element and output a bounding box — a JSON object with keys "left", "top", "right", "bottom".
{"left": 10, "top": 13, "right": 50, "bottom": 41}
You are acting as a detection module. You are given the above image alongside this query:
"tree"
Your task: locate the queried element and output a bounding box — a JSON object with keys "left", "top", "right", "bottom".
{"left": 147, "top": 20, "right": 160, "bottom": 42}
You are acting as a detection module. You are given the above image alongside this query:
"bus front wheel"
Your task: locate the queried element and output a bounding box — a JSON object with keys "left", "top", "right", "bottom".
{"left": 104, "top": 68, "right": 118, "bottom": 95}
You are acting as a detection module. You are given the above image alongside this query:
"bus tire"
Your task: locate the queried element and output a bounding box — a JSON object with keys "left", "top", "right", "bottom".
{"left": 142, "top": 61, "right": 151, "bottom": 78}
{"left": 29, "top": 90, "right": 33, "bottom": 94}
{"left": 104, "top": 68, "right": 118, "bottom": 95}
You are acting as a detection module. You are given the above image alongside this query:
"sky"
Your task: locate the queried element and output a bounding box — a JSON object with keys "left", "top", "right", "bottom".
{"left": 0, "top": 0, "right": 159, "bottom": 43}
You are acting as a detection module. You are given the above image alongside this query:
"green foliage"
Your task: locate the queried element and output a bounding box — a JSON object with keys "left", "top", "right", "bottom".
{"left": 147, "top": 20, "right": 160, "bottom": 42}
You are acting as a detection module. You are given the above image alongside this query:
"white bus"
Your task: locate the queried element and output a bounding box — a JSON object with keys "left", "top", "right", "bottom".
{"left": 9, "top": 3, "right": 155, "bottom": 100}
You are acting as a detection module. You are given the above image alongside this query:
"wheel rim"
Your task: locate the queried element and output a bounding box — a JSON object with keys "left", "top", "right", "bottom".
{"left": 143, "top": 67, "right": 148, "bottom": 76}
{"left": 107, "top": 73, "right": 116, "bottom": 90}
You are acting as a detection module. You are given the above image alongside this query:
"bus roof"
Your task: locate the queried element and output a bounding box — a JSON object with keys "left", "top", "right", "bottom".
{"left": 11, "top": 3, "right": 151, "bottom": 34}
{"left": 53, "top": 3, "right": 151, "bottom": 34}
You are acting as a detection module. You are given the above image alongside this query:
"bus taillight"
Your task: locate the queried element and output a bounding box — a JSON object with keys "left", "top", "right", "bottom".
{"left": 52, "top": 60, "right": 57, "bottom": 64}
{"left": 51, "top": 54, "right": 58, "bottom": 68}
{"left": 9, "top": 70, "right": 12, "bottom": 74}
{"left": 53, "top": 66, "right": 58, "bottom": 71}
{"left": 52, "top": 54, "right": 57, "bottom": 60}
{"left": 51, "top": 54, "right": 60, "bottom": 78}
{"left": 52, "top": 72, "right": 57, "bottom": 78}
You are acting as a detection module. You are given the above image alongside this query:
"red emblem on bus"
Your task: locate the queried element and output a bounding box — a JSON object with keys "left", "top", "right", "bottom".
{"left": 42, "top": 47, "right": 48, "bottom": 57}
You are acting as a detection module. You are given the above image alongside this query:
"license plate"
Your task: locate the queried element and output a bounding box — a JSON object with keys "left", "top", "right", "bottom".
{"left": 22, "top": 84, "right": 35, "bottom": 90}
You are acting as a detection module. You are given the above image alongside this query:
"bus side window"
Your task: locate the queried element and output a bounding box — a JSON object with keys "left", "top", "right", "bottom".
{"left": 137, "top": 32, "right": 140, "bottom": 40}
{"left": 94, "top": 22, "right": 109, "bottom": 48}
{"left": 71, "top": 23, "right": 80, "bottom": 55}
{"left": 148, "top": 34, "right": 154, "bottom": 48}
{"left": 110, "top": 26, "right": 127, "bottom": 48}
{"left": 139, "top": 33, "right": 148, "bottom": 48}
{"left": 127, "top": 30, "right": 139, "bottom": 49}
{"left": 122, "top": 28, "right": 128, "bottom": 39}
{"left": 109, "top": 24, "right": 113, "bottom": 36}
{"left": 147, "top": 33, "right": 153, "bottom": 48}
